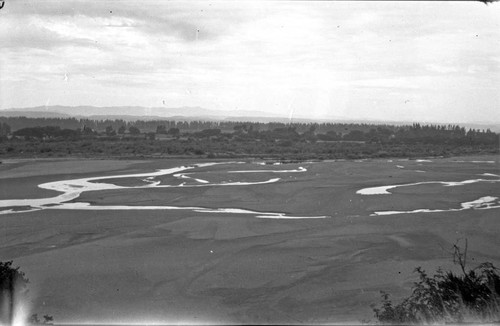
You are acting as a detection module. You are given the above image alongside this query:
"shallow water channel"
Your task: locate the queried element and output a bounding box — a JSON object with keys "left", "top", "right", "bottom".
{"left": 0, "top": 162, "right": 327, "bottom": 219}
{"left": 357, "top": 173, "right": 500, "bottom": 215}
{"left": 1, "top": 160, "right": 499, "bottom": 218}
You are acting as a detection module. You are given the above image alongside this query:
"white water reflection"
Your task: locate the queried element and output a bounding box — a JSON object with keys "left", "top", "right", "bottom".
{"left": 454, "top": 160, "right": 496, "bottom": 164}
{"left": 481, "top": 173, "right": 500, "bottom": 177}
{"left": 227, "top": 167, "right": 306, "bottom": 173}
{"left": 372, "top": 196, "right": 500, "bottom": 216}
{"left": 356, "top": 170, "right": 500, "bottom": 215}
{"left": 0, "top": 162, "right": 327, "bottom": 219}
{"left": 357, "top": 176, "right": 500, "bottom": 195}
{"left": 256, "top": 214, "right": 329, "bottom": 219}
{"left": 1, "top": 166, "right": 191, "bottom": 209}
{"left": 173, "top": 173, "right": 210, "bottom": 184}
{"left": 194, "top": 208, "right": 328, "bottom": 219}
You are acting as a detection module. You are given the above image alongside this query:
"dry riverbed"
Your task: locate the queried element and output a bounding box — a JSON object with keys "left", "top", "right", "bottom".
{"left": 0, "top": 156, "right": 499, "bottom": 324}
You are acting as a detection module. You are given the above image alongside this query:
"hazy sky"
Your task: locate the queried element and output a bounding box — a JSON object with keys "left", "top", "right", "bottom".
{"left": 1, "top": 0, "right": 499, "bottom": 123}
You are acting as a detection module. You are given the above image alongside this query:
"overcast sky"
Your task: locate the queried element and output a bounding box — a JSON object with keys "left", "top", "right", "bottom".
{"left": 1, "top": 0, "right": 499, "bottom": 123}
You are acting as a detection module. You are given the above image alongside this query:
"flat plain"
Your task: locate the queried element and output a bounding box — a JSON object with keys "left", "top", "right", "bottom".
{"left": 0, "top": 156, "right": 499, "bottom": 324}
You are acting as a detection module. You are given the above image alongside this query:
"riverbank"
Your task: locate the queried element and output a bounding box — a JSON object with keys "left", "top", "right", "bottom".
{"left": 1, "top": 137, "right": 498, "bottom": 161}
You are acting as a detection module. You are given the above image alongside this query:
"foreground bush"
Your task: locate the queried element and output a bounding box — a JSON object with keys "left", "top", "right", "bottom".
{"left": 0, "top": 261, "right": 29, "bottom": 325}
{"left": 373, "top": 241, "right": 500, "bottom": 324}
{"left": 0, "top": 260, "right": 53, "bottom": 325}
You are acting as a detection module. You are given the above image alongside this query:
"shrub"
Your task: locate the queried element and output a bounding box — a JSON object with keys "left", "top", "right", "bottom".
{"left": 373, "top": 240, "right": 500, "bottom": 324}
{"left": 1, "top": 261, "right": 54, "bottom": 325}
{"left": 29, "top": 313, "right": 54, "bottom": 325}
{"left": 0, "top": 261, "right": 30, "bottom": 325}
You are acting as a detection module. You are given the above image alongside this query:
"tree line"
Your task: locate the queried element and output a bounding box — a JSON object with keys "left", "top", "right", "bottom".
{"left": 1, "top": 116, "right": 400, "bottom": 134}
{"left": 1, "top": 117, "right": 497, "bottom": 147}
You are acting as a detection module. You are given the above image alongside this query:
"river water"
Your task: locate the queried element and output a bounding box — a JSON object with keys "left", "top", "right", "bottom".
{"left": 1, "top": 160, "right": 498, "bottom": 218}
{"left": 357, "top": 173, "right": 500, "bottom": 215}
{"left": 0, "top": 162, "right": 328, "bottom": 219}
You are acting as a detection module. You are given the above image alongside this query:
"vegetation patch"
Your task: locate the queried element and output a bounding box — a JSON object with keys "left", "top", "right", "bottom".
{"left": 0, "top": 260, "right": 54, "bottom": 325}
{"left": 1, "top": 117, "right": 498, "bottom": 159}
{"left": 373, "top": 240, "right": 500, "bottom": 324}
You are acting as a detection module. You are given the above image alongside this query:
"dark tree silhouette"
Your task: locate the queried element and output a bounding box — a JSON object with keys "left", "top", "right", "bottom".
{"left": 0, "top": 261, "right": 30, "bottom": 325}
{"left": 105, "top": 126, "right": 116, "bottom": 136}
{"left": 0, "top": 122, "right": 11, "bottom": 138}
{"left": 129, "top": 126, "right": 140, "bottom": 135}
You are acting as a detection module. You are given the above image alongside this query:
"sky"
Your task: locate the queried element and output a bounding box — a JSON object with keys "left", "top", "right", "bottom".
{"left": 0, "top": 0, "right": 499, "bottom": 123}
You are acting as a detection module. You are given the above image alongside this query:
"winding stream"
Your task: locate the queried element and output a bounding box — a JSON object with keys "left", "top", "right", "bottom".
{"left": 1, "top": 160, "right": 498, "bottom": 218}
{"left": 357, "top": 173, "right": 500, "bottom": 216}
{"left": 0, "top": 162, "right": 328, "bottom": 219}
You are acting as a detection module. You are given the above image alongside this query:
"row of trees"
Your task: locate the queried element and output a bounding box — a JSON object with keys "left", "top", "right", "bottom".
{"left": 2, "top": 120, "right": 498, "bottom": 147}
{"left": 0, "top": 117, "right": 251, "bottom": 133}
{"left": 2, "top": 116, "right": 478, "bottom": 135}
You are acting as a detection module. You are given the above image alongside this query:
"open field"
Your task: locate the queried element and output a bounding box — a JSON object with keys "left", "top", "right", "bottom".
{"left": 0, "top": 156, "right": 499, "bottom": 324}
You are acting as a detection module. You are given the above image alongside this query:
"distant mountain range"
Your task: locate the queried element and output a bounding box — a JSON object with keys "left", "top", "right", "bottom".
{"left": 1, "top": 105, "right": 499, "bottom": 132}
{"left": 2, "top": 105, "right": 285, "bottom": 120}
{"left": 0, "top": 105, "right": 345, "bottom": 124}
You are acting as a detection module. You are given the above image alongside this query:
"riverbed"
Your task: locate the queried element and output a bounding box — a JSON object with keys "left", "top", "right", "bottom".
{"left": 0, "top": 156, "right": 498, "bottom": 324}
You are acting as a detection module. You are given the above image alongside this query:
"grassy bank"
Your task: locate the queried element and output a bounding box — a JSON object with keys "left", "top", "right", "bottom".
{"left": 1, "top": 138, "right": 498, "bottom": 161}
